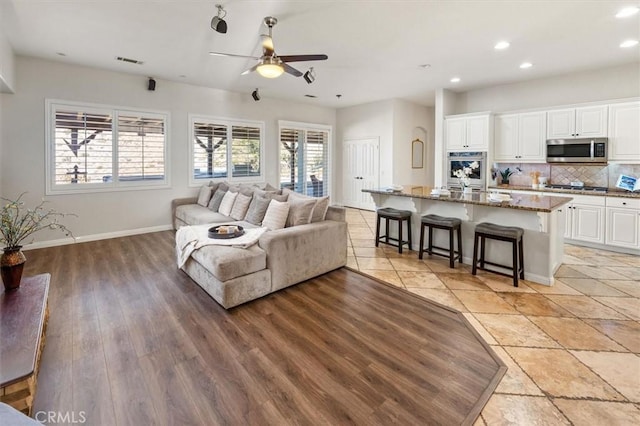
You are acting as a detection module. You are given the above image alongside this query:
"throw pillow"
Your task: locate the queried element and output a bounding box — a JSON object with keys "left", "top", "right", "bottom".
{"left": 217, "top": 181, "right": 231, "bottom": 192}
{"left": 218, "top": 191, "right": 238, "bottom": 216}
{"left": 244, "top": 195, "right": 271, "bottom": 225}
{"left": 196, "top": 185, "right": 213, "bottom": 207}
{"left": 208, "top": 182, "right": 220, "bottom": 193}
{"left": 285, "top": 196, "right": 317, "bottom": 227}
{"left": 208, "top": 188, "right": 226, "bottom": 211}
{"left": 262, "top": 200, "right": 290, "bottom": 231}
{"left": 311, "top": 196, "right": 330, "bottom": 222}
{"left": 282, "top": 188, "right": 329, "bottom": 222}
{"left": 230, "top": 193, "right": 252, "bottom": 220}
{"left": 264, "top": 182, "right": 279, "bottom": 192}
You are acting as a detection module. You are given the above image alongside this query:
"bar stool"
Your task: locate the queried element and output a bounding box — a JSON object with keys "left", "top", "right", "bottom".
{"left": 472, "top": 222, "right": 525, "bottom": 287}
{"left": 375, "top": 208, "right": 412, "bottom": 254}
{"left": 419, "top": 214, "right": 463, "bottom": 268}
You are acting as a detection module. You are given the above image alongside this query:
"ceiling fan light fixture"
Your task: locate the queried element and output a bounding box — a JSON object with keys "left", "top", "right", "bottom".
{"left": 211, "top": 4, "right": 228, "bottom": 34}
{"left": 256, "top": 58, "right": 284, "bottom": 78}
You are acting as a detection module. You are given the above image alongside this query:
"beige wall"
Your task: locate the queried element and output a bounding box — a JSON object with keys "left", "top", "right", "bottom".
{"left": 1, "top": 56, "right": 336, "bottom": 245}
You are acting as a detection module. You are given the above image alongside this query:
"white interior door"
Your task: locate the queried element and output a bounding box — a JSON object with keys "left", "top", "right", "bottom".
{"left": 343, "top": 138, "right": 379, "bottom": 210}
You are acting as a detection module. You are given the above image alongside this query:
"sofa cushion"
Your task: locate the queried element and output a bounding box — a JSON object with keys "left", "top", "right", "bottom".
{"left": 190, "top": 242, "right": 266, "bottom": 282}
{"left": 196, "top": 185, "right": 213, "bottom": 207}
{"left": 311, "top": 196, "right": 330, "bottom": 222}
{"left": 244, "top": 195, "right": 271, "bottom": 225}
{"left": 208, "top": 188, "right": 226, "bottom": 211}
{"left": 175, "top": 204, "right": 233, "bottom": 226}
{"left": 230, "top": 193, "right": 252, "bottom": 220}
{"left": 282, "top": 188, "right": 330, "bottom": 223}
{"left": 219, "top": 191, "right": 238, "bottom": 216}
{"left": 285, "top": 196, "right": 316, "bottom": 227}
{"left": 262, "top": 199, "right": 290, "bottom": 230}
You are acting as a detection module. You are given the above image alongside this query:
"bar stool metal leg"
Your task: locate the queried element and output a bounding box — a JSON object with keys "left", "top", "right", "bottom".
{"left": 457, "top": 225, "right": 463, "bottom": 264}
{"left": 472, "top": 232, "right": 479, "bottom": 275}
{"left": 512, "top": 240, "right": 519, "bottom": 287}
{"left": 418, "top": 223, "right": 426, "bottom": 260}
{"left": 375, "top": 214, "right": 381, "bottom": 247}
{"left": 398, "top": 219, "right": 404, "bottom": 254}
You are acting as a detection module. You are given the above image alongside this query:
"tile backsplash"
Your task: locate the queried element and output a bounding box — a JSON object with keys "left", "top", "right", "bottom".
{"left": 494, "top": 163, "right": 640, "bottom": 188}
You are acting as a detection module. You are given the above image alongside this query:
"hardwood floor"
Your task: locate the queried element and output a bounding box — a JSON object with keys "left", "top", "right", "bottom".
{"left": 25, "top": 231, "right": 505, "bottom": 425}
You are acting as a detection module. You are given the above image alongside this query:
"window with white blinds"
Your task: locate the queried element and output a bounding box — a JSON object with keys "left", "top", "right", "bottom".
{"left": 190, "top": 115, "right": 263, "bottom": 184}
{"left": 46, "top": 100, "right": 169, "bottom": 194}
{"left": 279, "top": 121, "right": 331, "bottom": 197}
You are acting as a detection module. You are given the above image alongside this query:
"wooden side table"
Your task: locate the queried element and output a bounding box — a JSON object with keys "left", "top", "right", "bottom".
{"left": 0, "top": 274, "right": 50, "bottom": 416}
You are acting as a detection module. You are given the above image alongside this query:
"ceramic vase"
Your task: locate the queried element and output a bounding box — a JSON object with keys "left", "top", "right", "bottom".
{"left": 1, "top": 246, "right": 26, "bottom": 292}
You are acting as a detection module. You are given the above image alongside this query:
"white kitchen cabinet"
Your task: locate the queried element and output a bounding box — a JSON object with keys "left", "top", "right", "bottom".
{"left": 564, "top": 194, "right": 606, "bottom": 244}
{"left": 606, "top": 197, "right": 640, "bottom": 249}
{"left": 494, "top": 112, "right": 545, "bottom": 162}
{"left": 445, "top": 113, "right": 491, "bottom": 152}
{"left": 547, "top": 105, "right": 607, "bottom": 139}
{"left": 608, "top": 101, "right": 640, "bottom": 162}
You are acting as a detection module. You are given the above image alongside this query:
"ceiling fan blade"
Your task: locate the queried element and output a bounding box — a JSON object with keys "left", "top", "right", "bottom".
{"left": 241, "top": 64, "right": 259, "bottom": 76}
{"left": 279, "top": 54, "right": 328, "bottom": 63}
{"left": 209, "top": 52, "right": 260, "bottom": 60}
{"left": 283, "top": 63, "right": 303, "bottom": 77}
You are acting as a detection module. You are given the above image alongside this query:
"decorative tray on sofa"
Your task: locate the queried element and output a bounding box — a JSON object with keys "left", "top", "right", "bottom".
{"left": 208, "top": 225, "right": 245, "bottom": 239}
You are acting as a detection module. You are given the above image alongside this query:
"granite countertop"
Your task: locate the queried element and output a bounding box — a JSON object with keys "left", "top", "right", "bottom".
{"left": 489, "top": 185, "right": 640, "bottom": 199}
{"left": 363, "top": 186, "right": 572, "bottom": 213}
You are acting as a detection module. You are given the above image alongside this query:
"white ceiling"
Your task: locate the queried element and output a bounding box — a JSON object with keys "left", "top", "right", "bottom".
{"left": 2, "top": 0, "right": 639, "bottom": 108}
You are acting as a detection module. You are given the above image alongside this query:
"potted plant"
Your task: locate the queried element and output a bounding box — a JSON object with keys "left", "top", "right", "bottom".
{"left": 500, "top": 168, "right": 514, "bottom": 185}
{"left": 1, "top": 193, "right": 75, "bottom": 291}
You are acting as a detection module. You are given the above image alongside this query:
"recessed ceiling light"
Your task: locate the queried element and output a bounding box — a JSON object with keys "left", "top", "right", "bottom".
{"left": 494, "top": 41, "right": 510, "bottom": 50}
{"left": 419, "top": 64, "right": 431, "bottom": 69}
{"left": 519, "top": 62, "right": 533, "bottom": 69}
{"left": 179, "top": 74, "right": 187, "bottom": 78}
{"left": 56, "top": 52, "right": 66, "bottom": 56}
{"left": 616, "top": 7, "right": 639, "bottom": 18}
{"left": 620, "top": 39, "right": 639, "bottom": 48}
{"left": 450, "top": 77, "right": 461, "bottom": 83}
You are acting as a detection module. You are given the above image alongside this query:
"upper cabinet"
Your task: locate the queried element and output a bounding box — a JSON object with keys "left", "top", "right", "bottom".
{"left": 608, "top": 101, "right": 640, "bottom": 162}
{"left": 547, "top": 105, "right": 608, "bottom": 139}
{"left": 445, "top": 113, "right": 491, "bottom": 152}
{"left": 494, "top": 111, "right": 546, "bottom": 162}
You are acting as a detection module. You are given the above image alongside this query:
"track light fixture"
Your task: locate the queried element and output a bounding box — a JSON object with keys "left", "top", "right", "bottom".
{"left": 251, "top": 88, "right": 260, "bottom": 101}
{"left": 303, "top": 67, "right": 316, "bottom": 84}
{"left": 211, "top": 4, "right": 227, "bottom": 34}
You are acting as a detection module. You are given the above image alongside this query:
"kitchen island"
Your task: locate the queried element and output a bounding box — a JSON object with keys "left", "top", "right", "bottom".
{"left": 363, "top": 186, "right": 573, "bottom": 285}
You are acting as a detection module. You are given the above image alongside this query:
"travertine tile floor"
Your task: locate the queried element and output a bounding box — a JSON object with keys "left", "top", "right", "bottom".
{"left": 345, "top": 208, "right": 640, "bottom": 425}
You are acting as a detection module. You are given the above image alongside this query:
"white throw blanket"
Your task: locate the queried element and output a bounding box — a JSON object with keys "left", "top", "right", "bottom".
{"left": 176, "top": 224, "right": 267, "bottom": 269}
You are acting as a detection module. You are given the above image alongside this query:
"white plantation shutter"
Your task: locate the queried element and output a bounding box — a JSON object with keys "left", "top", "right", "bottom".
{"left": 193, "top": 122, "right": 228, "bottom": 179}
{"left": 279, "top": 122, "right": 331, "bottom": 196}
{"left": 53, "top": 108, "right": 113, "bottom": 185}
{"left": 190, "top": 116, "right": 264, "bottom": 184}
{"left": 117, "top": 114, "right": 166, "bottom": 181}
{"left": 47, "top": 100, "right": 169, "bottom": 194}
{"left": 231, "top": 125, "right": 261, "bottom": 178}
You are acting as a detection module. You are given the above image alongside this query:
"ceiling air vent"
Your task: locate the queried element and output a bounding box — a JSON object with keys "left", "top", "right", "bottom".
{"left": 116, "top": 56, "right": 144, "bottom": 65}
{"left": 304, "top": 94, "right": 317, "bottom": 98}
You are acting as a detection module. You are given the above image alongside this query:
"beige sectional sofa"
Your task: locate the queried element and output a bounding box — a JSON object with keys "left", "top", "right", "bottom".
{"left": 172, "top": 184, "right": 347, "bottom": 309}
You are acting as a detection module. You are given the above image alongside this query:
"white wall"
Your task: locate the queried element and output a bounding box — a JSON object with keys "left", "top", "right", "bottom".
{"left": 392, "top": 99, "right": 434, "bottom": 186}
{"left": 456, "top": 62, "right": 640, "bottom": 113}
{"left": 335, "top": 99, "right": 394, "bottom": 202}
{"left": 1, "top": 56, "right": 336, "bottom": 245}
{"left": 0, "top": 27, "right": 15, "bottom": 93}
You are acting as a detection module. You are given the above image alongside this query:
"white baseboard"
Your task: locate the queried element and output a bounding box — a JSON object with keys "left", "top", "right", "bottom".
{"left": 22, "top": 224, "right": 174, "bottom": 251}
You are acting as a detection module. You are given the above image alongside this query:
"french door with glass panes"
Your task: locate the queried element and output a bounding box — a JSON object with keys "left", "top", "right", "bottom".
{"left": 279, "top": 122, "right": 331, "bottom": 197}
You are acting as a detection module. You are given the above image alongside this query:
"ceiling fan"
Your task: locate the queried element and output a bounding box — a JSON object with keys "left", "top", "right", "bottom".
{"left": 209, "top": 16, "right": 328, "bottom": 79}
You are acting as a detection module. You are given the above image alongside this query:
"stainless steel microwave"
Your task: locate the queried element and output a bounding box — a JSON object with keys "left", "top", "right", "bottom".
{"left": 546, "top": 138, "right": 608, "bottom": 163}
